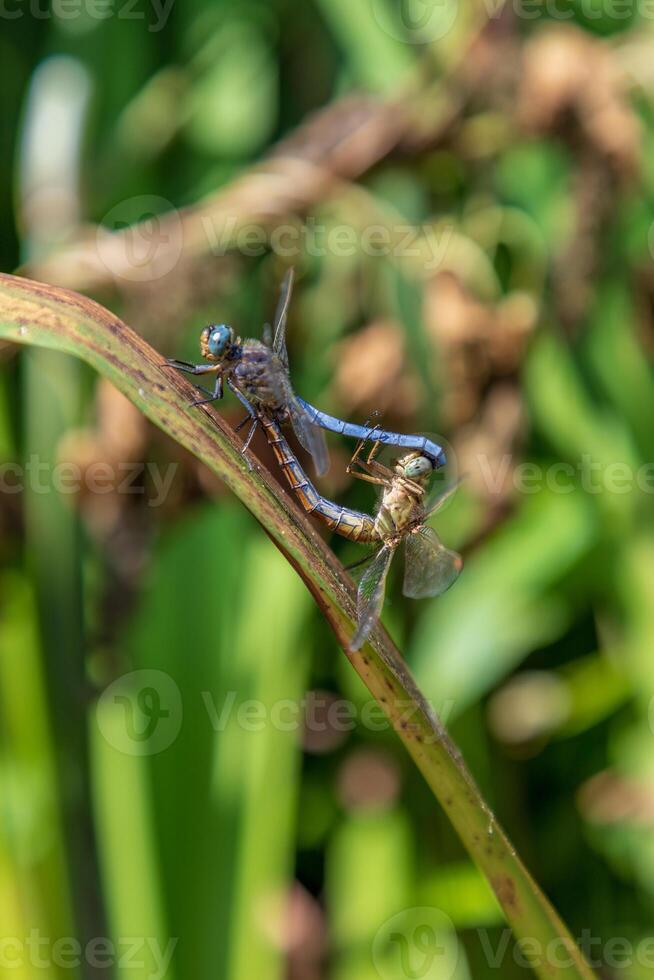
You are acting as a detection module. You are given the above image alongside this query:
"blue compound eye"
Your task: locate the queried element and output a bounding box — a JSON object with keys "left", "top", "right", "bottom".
{"left": 208, "top": 324, "right": 231, "bottom": 357}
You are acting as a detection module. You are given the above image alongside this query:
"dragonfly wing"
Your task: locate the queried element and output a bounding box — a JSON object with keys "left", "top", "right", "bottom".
{"left": 351, "top": 545, "right": 395, "bottom": 650}
{"left": 287, "top": 396, "right": 329, "bottom": 477}
{"left": 425, "top": 480, "right": 461, "bottom": 517}
{"left": 268, "top": 292, "right": 329, "bottom": 476}
{"left": 402, "top": 526, "right": 462, "bottom": 599}
{"left": 272, "top": 267, "right": 294, "bottom": 368}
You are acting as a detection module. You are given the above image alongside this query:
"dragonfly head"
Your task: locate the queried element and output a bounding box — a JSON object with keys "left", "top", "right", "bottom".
{"left": 397, "top": 452, "right": 435, "bottom": 483}
{"left": 200, "top": 324, "right": 236, "bottom": 362}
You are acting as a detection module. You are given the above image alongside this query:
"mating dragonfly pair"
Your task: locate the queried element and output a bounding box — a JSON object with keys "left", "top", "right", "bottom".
{"left": 167, "top": 270, "right": 461, "bottom": 650}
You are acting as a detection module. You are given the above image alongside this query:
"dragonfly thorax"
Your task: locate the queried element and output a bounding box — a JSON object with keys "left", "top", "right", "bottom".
{"left": 377, "top": 479, "right": 426, "bottom": 541}
{"left": 233, "top": 341, "right": 288, "bottom": 415}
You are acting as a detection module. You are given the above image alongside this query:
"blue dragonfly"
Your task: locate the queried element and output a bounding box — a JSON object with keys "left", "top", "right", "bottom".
{"left": 166, "top": 269, "right": 446, "bottom": 476}
{"left": 260, "top": 413, "right": 461, "bottom": 650}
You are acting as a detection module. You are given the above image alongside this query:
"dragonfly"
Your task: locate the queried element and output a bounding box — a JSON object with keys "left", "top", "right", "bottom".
{"left": 259, "top": 414, "right": 462, "bottom": 650}
{"left": 166, "top": 269, "right": 447, "bottom": 477}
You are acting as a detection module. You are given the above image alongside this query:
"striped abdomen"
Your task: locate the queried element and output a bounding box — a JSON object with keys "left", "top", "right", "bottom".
{"left": 261, "top": 417, "right": 378, "bottom": 543}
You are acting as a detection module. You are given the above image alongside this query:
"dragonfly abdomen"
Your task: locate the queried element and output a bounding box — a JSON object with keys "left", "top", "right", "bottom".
{"left": 296, "top": 397, "right": 447, "bottom": 468}
{"left": 261, "top": 417, "right": 377, "bottom": 543}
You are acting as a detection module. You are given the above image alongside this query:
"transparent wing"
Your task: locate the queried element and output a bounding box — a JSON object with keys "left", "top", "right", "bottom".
{"left": 266, "top": 274, "right": 328, "bottom": 476}
{"left": 402, "top": 526, "right": 462, "bottom": 599}
{"left": 351, "top": 545, "right": 395, "bottom": 651}
{"left": 263, "top": 343, "right": 329, "bottom": 476}
{"left": 287, "top": 395, "right": 329, "bottom": 477}
{"left": 425, "top": 479, "right": 460, "bottom": 517}
{"left": 272, "top": 267, "right": 294, "bottom": 367}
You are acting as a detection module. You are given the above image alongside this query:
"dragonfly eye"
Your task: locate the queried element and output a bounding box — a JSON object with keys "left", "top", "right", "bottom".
{"left": 403, "top": 455, "right": 434, "bottom": 479}
{"left": 202, "top": 324, "right": 232, "bottom": 360}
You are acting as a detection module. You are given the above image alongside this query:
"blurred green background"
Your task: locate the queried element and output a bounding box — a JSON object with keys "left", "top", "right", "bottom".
{"left": 2, "top": 0, "right": 654, "bottom": 977}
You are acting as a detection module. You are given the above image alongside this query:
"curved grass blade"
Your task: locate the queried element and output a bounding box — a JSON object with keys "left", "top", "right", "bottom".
{"left": 0, "top": 272, "right": 597, "bottom": 980}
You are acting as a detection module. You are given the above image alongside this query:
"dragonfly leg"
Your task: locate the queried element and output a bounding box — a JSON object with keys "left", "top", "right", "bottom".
{"left": 347, "top": 441, "right": 391, "bottom": 487}
{"left": 165, "top": 358, "right": 197, "bottom": 371}
{"left": 351, "top": 459, "right": 423, "bottom": 497}
{"left": 166, "top": 358, "right": 218, "bottom": 376}
{"left": 349, "top": 470, "right": 388, "bottom": 489}
{"left": 165, "top": 360, "right": 223, "bottom": 403}
{"left": 235, "top": 419, "right": 258, "bottom": 471}
{"left": 365, "top": 440, "right": 382, "bottom": 465}
{"left": 190, "top": 375, "right": 224, "bottom": 407}
{"left": 397, "top": 476, "right": 425, "bottom": 497}
{"left": 225, "top": 378, "right": 261, "bottom": 467}
{"left": 242, "top": 417, "right": 260, "bottom": 454}
{"left": 347, "top": 437, "right": 371, "bottom": 474}
{"left": 347, "top": 437, "right": 386, "bottom": 478}
{"left": 234, "top": 415, "right": 251, "bottom": 434}
{"left": 226, "top": 377, "right": 258, "bottom": 417}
